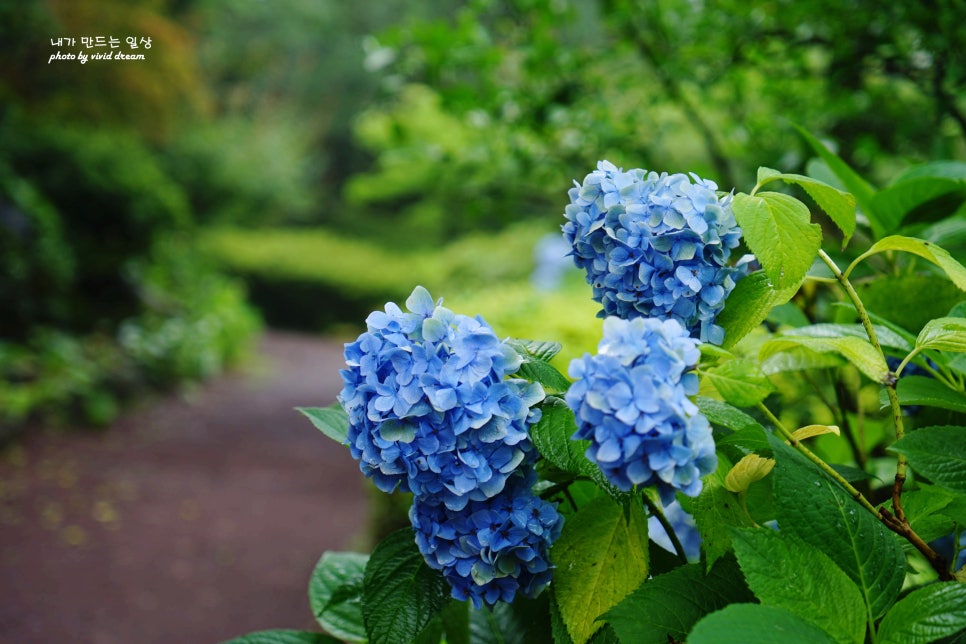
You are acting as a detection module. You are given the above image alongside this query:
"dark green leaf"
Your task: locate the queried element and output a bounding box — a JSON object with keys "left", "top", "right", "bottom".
{"left": 768, "top": 433, "right": 905, "bottom": 619}
{"left": 297, "top": 405, "right": 349, "bottom": 445}
{"left": 871, "top": 177, "right": 966, "bottom": 234}
{"left": 604, "top": 555, "right": 753, "bottom": 644}
{"left": 732, "top": 192, "right": 822, "bottom": 290}
{"left": 551, "top": 496, "right": 649, "bottom": 644}
{"left": 308, "top": 552, "right": 367, "bottom": 642}
{"left": 717, "top": 271, "right": 802, "bottom": 349}
{"left": 857, "top": 274, "right": 966, "bottom": 336}
{"left": 760, "top": 334, "right": 888, "bottom": 382}
{"left": 895, "top": 376, "right": 966, "bottom": 413}
{"left": 696, "top": 397, "right": 765, "bottom": 434}
{"left": 467, "top": 594, "right": 553, "bottom": 644}
{"left": 221, "top": 630, "right": 341, "bottom": 644}
{"left": 362, "top": 528, "right": 451, "bottom": 644}
{"left": 530, "top": 397, "right": 596, "bottom": 480}
{"left": 877, "top": 582, "right": 966, "bottom": 644}
{"left": 889, "top": 426, "right": 966, "bottom": 494}
{"left": 788, "top": 323, "right": 913, "bottom": 353}
{"left": 688, "top": 604, "right": 838, "bottom": 644}
{"left": 731, "top": 528, "right": 867, "bottom": 644}
{"left": 702, "top": 359, "right": 775, "bottom": 407}
{"left": 514, "top": 358, "right": 571, "bottom": 394}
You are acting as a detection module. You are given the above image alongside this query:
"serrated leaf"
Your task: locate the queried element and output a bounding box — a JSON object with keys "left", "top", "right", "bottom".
{"left": 298, "top": 405, "right": 349, "bottom": 445}
{"left": 790, "top": 424, "right": 840, "bottom": 442}
{"left": 604, "top": 555, "right": 753, "bottom": 644}
{"left": 530, "top": 397, "right": 597, "bottom": 480}
{"left": 222, "top": 631, "right": 342, "bottom": 644}
{"left": 691, "top": 457, "right": 755, "bottom": 568}
{"left": 308, "top": 552, "right": 368, "bottom": 642}
{"left": 507, "top": 339, "right": 564, "bottom": 363}
{"left": 716, "top": 271, "right": 803, "bottom": 349}
{"left": 551, "top": 496, "right": 649, "bottom": 644}
{"left": 688, "top": 602, "right": 838, "bottom": 644}
{"left": 768, "top": 433, "right": 905, "bottom": 619}
{"left": 894, "top": 376, "right": 966, "bottom": 413}
{"left": 362, "top": 529, "right": 451, "bottom": 644}
{"left": 702, "top": 359, "right": 775, "bottom": 407}
{"left": 849, "top": 236, "right": 966, "bottom": 290}
{"left": 467, "top": 594, "right": 553, "bottom": 644}
{"left": 514, "top": 358, "right": 571, "bottom": 394}
{"left": 917, "top": 317, "right": 966, "bottom": 353}
{"left": 724, "top": 454, "right": 774, "bottom": 494}
{"left": 696, "top": 397, "right": 764, "bottom": 434}
{"left": 889, "top": 426, "right": 966, "bottom": 494}
{"left": 794, "top": 126, "right": 881, "bottom": 238}
{"left": 733, "top": 192, "right": 822, "bottom": 290}
{"left": 760, "top": 335, "right": 888, "bottom": 383}
{"left": 731, "top": 528, "right": 867, "bottom": 644}
{"left": 758, "top": 171, "right": 857, "bottom": 244}
{"left": 877, "top": 582, "right": 966, "bottom": 644}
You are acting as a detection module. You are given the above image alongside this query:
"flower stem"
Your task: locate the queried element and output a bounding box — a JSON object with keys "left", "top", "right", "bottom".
{"left": 640, "top": 492, "right": 688, "bottom": 566}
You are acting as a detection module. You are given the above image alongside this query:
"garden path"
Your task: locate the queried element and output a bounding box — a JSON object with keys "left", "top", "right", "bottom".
{"left": 0, "top": 331, "right": 368, "bottom": 644}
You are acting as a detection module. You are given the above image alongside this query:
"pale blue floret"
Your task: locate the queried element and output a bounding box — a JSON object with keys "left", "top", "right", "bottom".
{"left": 562, "top": 161, "right": 750, "bottom": 344}
{"left": 565, "top": 317, "right": 716, "bottom": 503}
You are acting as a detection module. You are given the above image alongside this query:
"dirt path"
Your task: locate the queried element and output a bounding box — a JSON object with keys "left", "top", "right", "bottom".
{"left": 0, "top": 331, "right": 370, "bottom": 644}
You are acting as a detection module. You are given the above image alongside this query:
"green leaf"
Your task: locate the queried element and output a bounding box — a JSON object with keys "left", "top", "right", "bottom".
{"left": 688, "top": 604, "right": 838, "bottom": 644}
{"left": 917, "top": 317, "right": 966, "bottom": 353}
{"left": 857, "top": 274, "right": 966, "bottom": 335}
{"left": 691, "top": 457, "right": 755, "bottom": 569}
{"left": 702, "top": 359, "right": 775, "bottom": 407}
{"left": 507, "top": 339, "right": 563, "bottom": 362}
{"left": 794, "top": 126, "right": 881, "bottom": 238}
{"left": 788, "top": 323, "right": 913, "bottom": 353}
{"left": 514, "top": 357, "right": 571, "bottom": 394}
{"left": 716, "top": 270, "right": 802, "bottom": 349}
{"left": 732, "top": 192, "right": 822, "bottom": 290}
{"left": 530, "top": 397, "right": 597, "bottom": 480}
{"left": 551, "top": 496, "right": 649, "bottom": 644}
{"left": 760, "top": 345, "right": 846, "bottom": 375}
{"left": 731, "top": 528, "right": 867, "bottom": 644}
{"left": 362, "top": 528, "right": 451, "bottom": 644}
{"left": 696, "top": 397, "right": 765, "bottom": 434}
{"left": 221, "top": 631, "right": 342, "bottom": 644}
{"left": 871, "top": 176, "right": 966, "bottom": 234}
{"left": 604, "top": 555, "right": 753, "bottom": 644}
{"left": 758, "top": 170, "right": 857, "bottom": 244}
{"left": 889, "top": 426, "right": 966, "bottom": 494}
{"left": 849, "top": 236, "right": 966, "bottom": 290}
{"left": 877, "top": 582, "right": 966, "bottom": 644}
{"left": 760, "top": 334, "right": 889, "bottom": 383}
{"left": 298, "top": 405, "right": 349, "bottom": 445}
{"left": 467, "top": 594, "right": 553, "bottom": 644}
{"left": 895, "top": 376, "right": 966, "bottom": 413}
{"left": 308, "top": 552, "right": 368, "bottom": 642}
{"left": 768, "top": 433, "right": 905, "bottom": 619}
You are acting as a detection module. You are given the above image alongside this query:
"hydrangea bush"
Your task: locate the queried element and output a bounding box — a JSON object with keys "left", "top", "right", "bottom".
{"left": 231, "top": 141, "right": 966, "bottom": 644}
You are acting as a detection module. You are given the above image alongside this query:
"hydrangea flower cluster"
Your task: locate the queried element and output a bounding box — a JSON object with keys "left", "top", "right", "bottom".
{"left": 565, "top": 316, "right": 716, "bottom": 503}
{"left": 411, "top": 468, "right": 563, "bottom": 608}
{"left": 562, "top": 160, "right": 749, "bottom": 345}
{"left": 339, "top": 286, "right": 562, "bottom": 607}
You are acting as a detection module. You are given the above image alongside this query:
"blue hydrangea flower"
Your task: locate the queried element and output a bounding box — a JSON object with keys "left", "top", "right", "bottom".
{"left": 565, "top": 316, "right": 716, "bottom": 503}
{"left": 647, "top": 498, "right": 702, "bottom": 562}
{"left": 339, "top": 286, "right": 545, "bottom": 511}
{"left": 410, "top": 469, "right": 563, "bottom": 608}
{"left": 562, "top": 161, "right": 750, "bottom": 344}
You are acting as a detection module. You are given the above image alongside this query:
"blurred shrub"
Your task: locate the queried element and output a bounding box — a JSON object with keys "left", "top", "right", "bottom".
{"left": 161, "top": 117, "right": 319, "bottom": 226}
{"left": 119, "top": 236, "right": 262, "bottom": 387}
{"left": 0, "top": 113, "right": 190, "bottom": 332}
{"left": 0, "top": 162, "right": 75, "bottom": 337}
{"left": 199, "top": 222, "right": 548, "bottom": 330}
